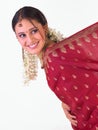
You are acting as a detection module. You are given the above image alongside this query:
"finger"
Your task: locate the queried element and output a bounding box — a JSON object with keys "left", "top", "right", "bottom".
{"left": 66, "top": 113, "right": 77, "bottom": 122}
{"left": 71, "top": 120, "right": 78, "bottom": 126}
{"left": 62, "top": 102, "right": 70, "bottom": 111}
{"left": 70, "top": 115, "right": 77, "bottom": 119}
{"left": 68, "top": 116, "right": 78, "bottom": 126}
{"left": 65, "top": 110, "right": 76, "bottom": 118}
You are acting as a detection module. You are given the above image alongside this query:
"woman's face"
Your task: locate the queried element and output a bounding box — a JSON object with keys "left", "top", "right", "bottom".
{"left": 15, "top": 19, "right": 46, "bottom": 55}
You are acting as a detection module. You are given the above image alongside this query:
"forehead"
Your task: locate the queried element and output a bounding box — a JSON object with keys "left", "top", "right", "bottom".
{"left": 15, "top": 19, "right": 41, "bottom": 32}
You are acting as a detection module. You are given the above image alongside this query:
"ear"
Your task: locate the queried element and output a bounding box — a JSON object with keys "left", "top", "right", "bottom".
{"left": 43, "top": 24, "right": 48, "bottom": 35}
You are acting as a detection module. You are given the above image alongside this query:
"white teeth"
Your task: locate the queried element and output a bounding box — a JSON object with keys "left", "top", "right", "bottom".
{"left": 29, "top": 43, "right": 38, "bottom": 49}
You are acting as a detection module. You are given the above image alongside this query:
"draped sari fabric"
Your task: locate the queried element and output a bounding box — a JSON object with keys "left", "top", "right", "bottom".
{"left": 43, "top": 22, "right": 98, "bottom": 130}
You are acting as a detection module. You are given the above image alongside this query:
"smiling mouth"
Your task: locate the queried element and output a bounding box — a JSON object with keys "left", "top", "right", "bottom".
{"left": 28, "top": 42, "right": 38, "bottom": 49}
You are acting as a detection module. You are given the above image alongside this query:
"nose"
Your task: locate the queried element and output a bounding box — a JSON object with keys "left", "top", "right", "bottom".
{"left": 26, "top": 34, "right": 33, "bottom": 44}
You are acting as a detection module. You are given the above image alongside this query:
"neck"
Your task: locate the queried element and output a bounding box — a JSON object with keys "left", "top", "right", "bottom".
{"left": 38, "top": 39, "right": 54, "bottom": 68}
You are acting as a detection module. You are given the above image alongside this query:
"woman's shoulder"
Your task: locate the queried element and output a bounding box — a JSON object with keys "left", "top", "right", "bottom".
{"left": 44, "top": 40, "right": 64, "bottom": 56}
{"left": 44, "top": 21, "right": 98, "bottom": 58}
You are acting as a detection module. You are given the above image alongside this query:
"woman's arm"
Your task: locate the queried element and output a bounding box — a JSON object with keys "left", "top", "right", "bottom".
{"left": 61, "top": 102, "right": 77, "bottom": 126}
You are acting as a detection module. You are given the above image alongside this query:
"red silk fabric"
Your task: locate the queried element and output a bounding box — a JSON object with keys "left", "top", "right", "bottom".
{"left": 43, "top": 22, "right": 98, "bottom": 130}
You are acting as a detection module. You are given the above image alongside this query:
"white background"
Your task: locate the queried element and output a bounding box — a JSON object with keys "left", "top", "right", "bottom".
{"left": 0, "top": 0, "right": 98, "bottom": 130}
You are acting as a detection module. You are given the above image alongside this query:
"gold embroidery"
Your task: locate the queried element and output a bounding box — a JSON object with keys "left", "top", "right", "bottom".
{"left": 96, "top": 94, "right": 98, "bottom": 98}
{"left": 68, "top": 43, "right": 75, "bottom": 50}
{"left": 86, "top": 106, "right": 90, "bottom": 110}
{"left": 76, "top": 39, "right": 82, "bottom": 46}
{"left": 74, "top": 97, "right": 78, "bottom": 101}
{"left": 61, "top": 76, "right": 66, "bottom": 80}
{"left": 51, "top": 66, "right": 54, "bottom": 71}
{"left": 52, "top": 51, "right": 58, "bottom": 57}
{"left": 47, "top": 57, "right": 52, "bottom": 62}
{"left": 96, "top": 127, "right": 98, "bottom": 130}
{"left": 61, "top": 56, "right": 66, "bottom": 60}
{"left": 85, "top": 96, "right": 89, "bottom": 100}
{"left": 73, "top": 85, "right": 78, "bottom": 90}
{"left": 84, "top": 36, "right": 91, "bottom": 42}
{"left": 92, "top": 32, "right": 98, "bottom": 39}
{"left": 84, "top": 84, "right": 89, "bottom": 88}
{"left": 60, "top": 46, "right": 67, "bottom": 53}
{"left": 84, "top": 73, "right": 89, "bottom": 77}
{"left": 60, "top": 65, "right": 64, "bottom": 70}
{"left": 72, "top": 74, "right": 77, "bottom": 79}
{"left": 77, "top": 49, "right": 81, "bottom": 54}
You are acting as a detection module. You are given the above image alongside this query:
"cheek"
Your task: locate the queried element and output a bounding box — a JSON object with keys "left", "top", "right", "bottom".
{"left": 16, "top": 35, "right": 26, "bottom": 48}
{"left": 37, "top": 31, "right": 46, "bottom": 41}
{"left": 35, "top": 33, "right": 43, "bottom": 40}
{"left": 17, "top": 39, "right": 25, "bottom": 47}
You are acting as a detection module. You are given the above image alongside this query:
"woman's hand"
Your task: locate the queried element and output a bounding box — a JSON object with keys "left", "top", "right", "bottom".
{"left": 61, "top": 102, "right": 77, "bottom": 126}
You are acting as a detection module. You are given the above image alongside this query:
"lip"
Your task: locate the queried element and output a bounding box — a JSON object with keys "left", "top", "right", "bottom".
{"left": 28, "top": 42, "right": 38, "bottom": 49}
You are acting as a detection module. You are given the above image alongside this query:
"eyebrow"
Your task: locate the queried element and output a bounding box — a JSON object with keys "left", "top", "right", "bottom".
{"left": 29, "top": 27, "right": 38, "bottom": 31}
{"left": 16, "top": 27, "right": 38, "bottom": 35}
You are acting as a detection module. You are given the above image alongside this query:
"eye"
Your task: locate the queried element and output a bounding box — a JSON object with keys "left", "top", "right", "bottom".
{"left": 31, "top": 28, "right": 39, "bottom": 34}
{"left": 19, "top": 33, "right": 26, "bottom": 38}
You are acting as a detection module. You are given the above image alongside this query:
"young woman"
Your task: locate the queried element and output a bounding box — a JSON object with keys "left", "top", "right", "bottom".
{"left": 12, "top": 6, "right": 98, "bottom": 130}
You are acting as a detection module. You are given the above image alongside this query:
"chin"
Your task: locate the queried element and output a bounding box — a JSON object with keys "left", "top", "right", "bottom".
{"left": 28, "top": 49, "right": 41, "bottom": 55}
{"left": 30, "top": 51, "right": 39, "bottom": 55}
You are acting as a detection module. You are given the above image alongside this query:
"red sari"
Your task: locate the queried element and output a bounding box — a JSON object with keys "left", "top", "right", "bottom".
{"left": 43, "top": 22, "right": 98, "bottom": 130}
